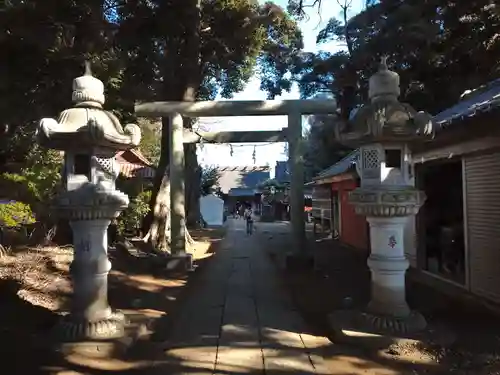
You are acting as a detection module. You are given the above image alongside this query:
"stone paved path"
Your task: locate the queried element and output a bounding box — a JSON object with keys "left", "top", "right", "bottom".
{"left": 161, "top": 218, "right": 330, "bottom": 374}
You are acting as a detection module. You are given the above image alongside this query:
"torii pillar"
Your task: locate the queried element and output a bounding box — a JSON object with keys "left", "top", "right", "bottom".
{"left": 287, "top": 109, "right": 306, "bottom": 253}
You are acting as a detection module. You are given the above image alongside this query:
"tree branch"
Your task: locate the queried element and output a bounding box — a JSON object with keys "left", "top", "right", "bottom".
{"left": 336, "top": 0, "right": 353, "bottom": 56}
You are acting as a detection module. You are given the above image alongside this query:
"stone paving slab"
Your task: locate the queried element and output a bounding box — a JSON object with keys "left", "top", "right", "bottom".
{"left": 215, "top": 346, "right": 264, "bottom": 374}
{"left": 262, "top": 347, "right": 316, "bottom": 374}
{"left": 161, "top": 219, "right": 329, "bottom": 374}
{"left": 166, "top": 346, "right": 218, "bottom": 374}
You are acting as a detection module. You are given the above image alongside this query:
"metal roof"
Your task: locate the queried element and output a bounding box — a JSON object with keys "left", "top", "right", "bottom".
{"left": 313, "top": 150, "right": 359, "bottom": 180}
{"left": 216, "top": 166, "right": 269, "bottom": 172}
{"left": 228, "top": 188, "right": 260, "bottom": 197}
{"left": 433, "top": 79, "right": 500, "bottom": 128}
{"left": 275, "top": 161, "right": 290, "bottom": 183}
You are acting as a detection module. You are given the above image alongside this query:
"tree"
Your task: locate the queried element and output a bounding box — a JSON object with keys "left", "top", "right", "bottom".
{"left": 258, "top": 178, "right": 287, "bottom": 204}
{"left": 0, "top": 145, "right": 62, "bottom": 218}
{"left": 138, "top": 118, "right": 162, "bottom": 165}
{"left": 200, "top": 166, "right": 221, "bottom": 196}
{"left": 293, "top": 0, "right": 500, "bottom": 115}
{"left": 117, "top": 0, "right": 303, "bottom": 251}
{"left": 1, "top": 0, "right": 303, "bottom": 252}
{"left": 292, "top": 0, "right": 366, "bottom": 119}
{"left": 303, "top": 113, "right": 352, "bottom": 181}
{"left": 0, "top": 0, "right": 125, "bottom": 169}
{"left": 0, "top": 0, "right": 134, "bottom": 246}
{"left": 286, "top": 0, "right": 377, "bottom": 20}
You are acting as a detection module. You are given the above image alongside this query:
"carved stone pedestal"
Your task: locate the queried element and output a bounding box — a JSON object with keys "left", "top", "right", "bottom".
{"left": 52, "top": 218, "right": 126, "bottom": 341}
{"left": 366, "top": 216, "right": 418, "bottom": 320}
{"left": 328, "top": 309, "right": 431, "bottom": 350}
{"left": 52, "top": 313, "right": 151, "bottom": 360}
{"left": 328, "top": 187, "right": 427, "bottom": 340}
{"left": 53, "top": 311, "right": 127, "bottom": 342}
{"left": 50, "top": 185, "right": 130, "bottom": 342}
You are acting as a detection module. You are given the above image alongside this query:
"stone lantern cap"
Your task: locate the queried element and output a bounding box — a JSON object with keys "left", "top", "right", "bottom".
{"left": 336, "top": 57, "right": 434, "bottom": 147}
{"left": 36, "top": 62, "right": 141, "bottom": 151}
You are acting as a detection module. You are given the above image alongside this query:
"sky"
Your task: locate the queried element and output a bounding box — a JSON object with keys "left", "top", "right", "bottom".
{"left": 197, "top": 0, "right": 364, "bottom": 177}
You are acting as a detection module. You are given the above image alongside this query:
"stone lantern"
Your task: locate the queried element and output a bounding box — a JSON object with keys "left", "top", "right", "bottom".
{"left": 333, "top": 57, "right": 433, "bottom": 334}
{"left": 36, "top": 63, "right": 141, "bottom": 341}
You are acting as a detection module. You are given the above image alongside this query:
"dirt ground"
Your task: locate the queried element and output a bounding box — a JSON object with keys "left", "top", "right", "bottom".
{"left": 0, "top": 227, "right": 224, "bottom": 374}
{"left": 263, "top": 230, "right": 500, "bottom": 375}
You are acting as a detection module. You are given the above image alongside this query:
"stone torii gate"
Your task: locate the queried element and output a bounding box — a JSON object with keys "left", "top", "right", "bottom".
{"left": 135, "top": 99, "right": 337, "bottom": 257}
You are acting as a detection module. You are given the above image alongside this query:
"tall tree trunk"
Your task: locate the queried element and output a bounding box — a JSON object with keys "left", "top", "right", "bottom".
{"left": 143, "top": 116, "right": 171, "bottom": 251}
{"left": 180, "top": 0, "right": 202, "bottom": 228}
{"left": 181, "top": 0, "right": 202, "bottom": 101}
{"left": 142, "top": 116, "right": 195, "bottom": 251}
{"left": 143, "top": 0, "right": 202, "bottom": 250}
{"left": 185, "top": 143, "right": 201, "bottom": 228}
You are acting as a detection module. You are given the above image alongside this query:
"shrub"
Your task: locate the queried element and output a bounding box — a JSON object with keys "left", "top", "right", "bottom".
{"left": 117, "top": 190, "right": 151, "bottom": 235}
{"left": 0, "top": 201, "right": 36, "bottom": 228}
{"left": 0, "top": 145, "right": 62, "bottom": 219}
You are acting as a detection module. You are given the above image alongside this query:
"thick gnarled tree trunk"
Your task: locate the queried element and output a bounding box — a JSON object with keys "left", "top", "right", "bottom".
{"left": 143, "top": 0, "right": 201, "bottom": 251}
{"left": 142, "top": 117, "right": 195, "bottom": 252}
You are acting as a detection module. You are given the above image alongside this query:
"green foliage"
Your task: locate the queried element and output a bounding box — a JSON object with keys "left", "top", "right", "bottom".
{"left": 115, "top": 175, "right": 150, "bottom": 199}
{"left": 258, "top": 178, "right": 286, "bottom": 189}
{"left": 0, "top": 144, "right": 62, "bottom": 218}
{"left": 293, "top": 0, "right": 500, "bottom": 116}
{"left": 138, "top": 119, "right": 162, "bottom": 166}
{"left": 117, "top": 190, "right": 152, "bottom": 234}
{"left": 258, "top": 178, "right": 288, "bottom": 204}
{"left": 200, "top": 166, "right": 221, "bottom": 196}
{"left": 256, "top": 2, "right": 304, "bottom": 98}
{"left": 0, "top": 0, "right": 303, "bottom": 249}
{"left": 303, "top": 112, "right": 352, "bottom": 181}
{"left": 0, "top": 201, "right": 36, "bottom": 228}
{"left": 115, "top": 0, "right": 303, "bottom": 102}
{"left": 1, "top": 0, "right": 302, "bottom": 179}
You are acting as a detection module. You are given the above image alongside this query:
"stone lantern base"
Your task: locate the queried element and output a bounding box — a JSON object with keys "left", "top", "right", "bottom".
{"left": 50, "top": 215, "right": 128, "bottom": 342}
{"left": 50, "top": 187, "right": 130, "bottom": 342}
{"left": 53, "top": 310, "right": 127, "bottom": 342}
{"left": 325, "top": 308, "right": 452, "bottom": 351}
{"left": 328, "top": 187, "right": 429, "bottom": 342}
{"left": 328, "top": 309, "right": 427, "bottom": 339}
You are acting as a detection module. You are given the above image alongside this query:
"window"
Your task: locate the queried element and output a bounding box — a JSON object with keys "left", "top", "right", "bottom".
{"left": 74, "top": 154, "right": 91, "bottom": 176}
{"left": 385, "top": 149, "right": 402, "bottom": 168}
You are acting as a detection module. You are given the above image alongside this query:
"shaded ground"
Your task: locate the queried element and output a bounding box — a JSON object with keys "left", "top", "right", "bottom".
{"left": 261, "top": 223, "right": 500, "bottom": 374}
{"left": 3, "top": 220, "right": 500, "bottom": 374}
{"left": 136, "top": 218, "right": 331, "bottom": 374}
{"left": 0, "top": 227, "right": 225, "bottom": 374}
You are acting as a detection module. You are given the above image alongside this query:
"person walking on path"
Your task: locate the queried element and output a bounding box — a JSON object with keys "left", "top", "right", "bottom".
{"left": 244, "top": 206, "right": 254, "bottom": 235}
